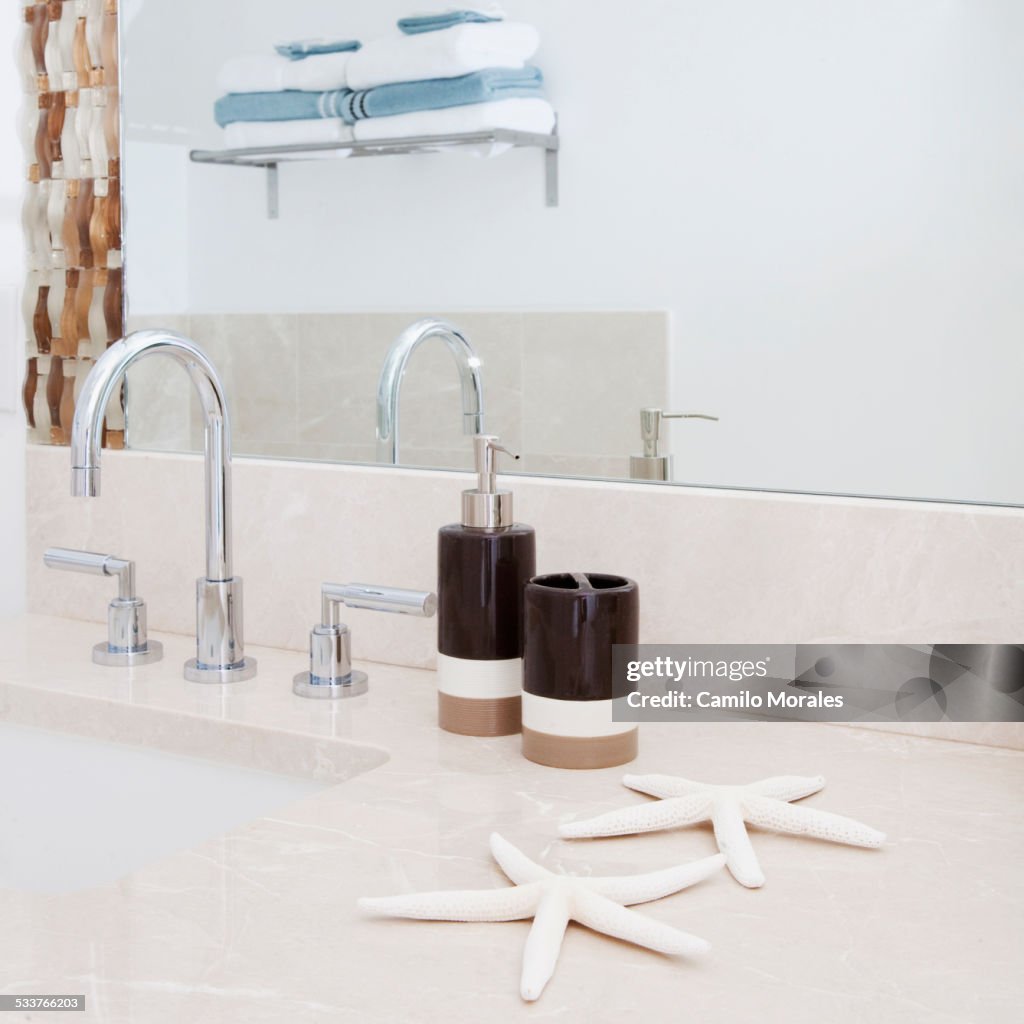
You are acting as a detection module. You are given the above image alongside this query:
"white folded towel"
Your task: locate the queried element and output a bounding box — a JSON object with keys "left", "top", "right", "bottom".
{"left": 346, "top": 22, "right": 539, "bottom": 90}
{"left": 217, "top": 51, "right": 355, "bottom": 94}
{"left": 224, "top": 119, "right": 354, "bottom": 157}
{"left": 351, "top": 97, "right": 555, "bottom": 155}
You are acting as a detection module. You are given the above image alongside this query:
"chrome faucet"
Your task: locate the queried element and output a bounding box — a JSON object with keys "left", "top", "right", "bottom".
{"left": 376, "top": 318, "right": 485, "bottom": 464}
{"left": 70, "top": 329, "right": 257, "bottom": 682}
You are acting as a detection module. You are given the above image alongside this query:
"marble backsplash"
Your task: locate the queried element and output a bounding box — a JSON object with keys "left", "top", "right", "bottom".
{"left": 26, "top": 445, "right": 1024, "bottom": 750}
{"left": 122, "top": 310, "right": 670, "bottom": 477}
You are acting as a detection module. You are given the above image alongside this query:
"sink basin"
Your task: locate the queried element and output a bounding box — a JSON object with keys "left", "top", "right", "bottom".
{"left": 0, "top": 722, "right": 326, "bottom": 893}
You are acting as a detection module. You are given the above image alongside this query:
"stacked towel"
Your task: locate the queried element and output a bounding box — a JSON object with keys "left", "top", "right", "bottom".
{"left": 352, "top": 97, "right": 555, "bottom": 154}
{"left": 217, "top": 51, "right": 356, "bottom": 94}
{"left": 214, "top": 8, "right": 553, "bottom": 153}
{"left": 216, "top": 35, "right": 363, "bottom": 149}
{"left": 214, "top": 68, "right": 544, "bottom": 127}
{"left": 346, "top": 22, "right": 538, "bottom": 90}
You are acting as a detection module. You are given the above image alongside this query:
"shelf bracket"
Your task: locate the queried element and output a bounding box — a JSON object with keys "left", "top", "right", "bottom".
{"left": 266, "top": 163, "right": 279, "bottom": 219}
{"left": 545, "top": 145, "right": 558, "bottom": 208}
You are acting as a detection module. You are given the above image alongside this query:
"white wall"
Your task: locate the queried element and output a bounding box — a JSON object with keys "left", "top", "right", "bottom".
{"left": 123, "top": 0, "right": 1024, "bottom": 505}
{"left": 0, "top": 9, "right": 26, "bottom": 615}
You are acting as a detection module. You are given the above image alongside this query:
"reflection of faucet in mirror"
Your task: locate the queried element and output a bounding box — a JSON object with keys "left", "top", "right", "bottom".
{"left": 629, "top": 407, "right": 719, "bottom": 482}
{"left": 376, "top": 318, "right": 485, "bottom": 465}
{"left": 70, "top": 329, "right": 258, "bottom": 683}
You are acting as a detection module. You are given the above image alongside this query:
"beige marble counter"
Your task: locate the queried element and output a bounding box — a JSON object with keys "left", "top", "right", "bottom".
{"left": 1, "top": 615, "right": 1021, "bottom": 1023}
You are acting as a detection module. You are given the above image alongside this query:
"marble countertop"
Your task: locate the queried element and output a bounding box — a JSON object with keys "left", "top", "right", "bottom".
{"left": 1, "top": 615, "right": 1020, "bottom": 1023}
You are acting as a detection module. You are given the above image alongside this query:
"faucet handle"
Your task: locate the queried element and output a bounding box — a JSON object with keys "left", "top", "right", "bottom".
{"left": 321, "top": 583, "right": 437, "bottom": 621}
{"left": 43, "top": 547, "right": 163, "bottom": 666}
{"left": 293, "top": 581, "right": 437, "bottom": 700}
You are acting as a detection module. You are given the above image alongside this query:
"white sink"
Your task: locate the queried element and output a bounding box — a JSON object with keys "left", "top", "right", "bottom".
{"left": 0, "top": 722, "right": 326, "bottom": 893}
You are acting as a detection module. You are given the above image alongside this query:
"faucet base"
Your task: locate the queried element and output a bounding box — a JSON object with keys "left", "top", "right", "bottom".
{"left": 93, "top": 640, "right": 164, "bottom": 667}
{"left": 292, "top": 670, "right": 368, "bottom": 699}
{"left": 184, "top": 657, "right": 258, "bottom": 684}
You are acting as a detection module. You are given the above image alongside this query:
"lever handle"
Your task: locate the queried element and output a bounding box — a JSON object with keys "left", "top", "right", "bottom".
{"left": 44, "top": 546, "right": 134, "bottom": 600}
{"left": 321, "top": 582, "right": 437, "bottom": 623}
{"left": 662, "top": 413, "right": 720, "bottom": 422}
{"left": 43, "top": 546, "right": 161, "bottom": 665}
{"left": 44, "top": 547, "right": 111, "bottom": 573}
{"left": 296, "top": 581, "right": 437, "bottom": 699}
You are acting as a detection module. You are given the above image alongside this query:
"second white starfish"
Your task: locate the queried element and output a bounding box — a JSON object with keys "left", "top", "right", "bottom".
{"left": 559, "top": 774, "right": 886, "bottom": 888}
{"left": 358, "top": 832, "right": 724, "bottom": 1001}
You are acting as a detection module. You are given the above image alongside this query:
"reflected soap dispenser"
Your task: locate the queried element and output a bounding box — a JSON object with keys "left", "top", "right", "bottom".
{"left": 437, "top": 435, "right": 536, "bottom": 736}
{"left": 629, "top": 407, "right": 719, "bottom": 481}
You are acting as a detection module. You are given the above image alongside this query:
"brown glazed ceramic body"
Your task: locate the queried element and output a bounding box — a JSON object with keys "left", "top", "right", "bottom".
{"left": 438, "top": 523, "right": 536, "bottom": 662}
{"left": 437, "top": 523, "right": 536, "bottom": 736}
{"left": 522, "top": 573, "right": 639, "bottom": 769}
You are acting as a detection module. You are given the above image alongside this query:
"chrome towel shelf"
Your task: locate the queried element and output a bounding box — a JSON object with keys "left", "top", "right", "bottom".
{"left": 189, "top": 128, "right": 560, "bottom": 218}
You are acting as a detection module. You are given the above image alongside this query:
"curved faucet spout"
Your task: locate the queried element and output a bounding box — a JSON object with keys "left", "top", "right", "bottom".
{"left": 376, "top": 318, "right": 485, "bottom": 465}
{"left": 70, "top": 329, "right": 255, "bottom": 681}
{"left": 71, "top": 329, "right": 233, "bottom": 583}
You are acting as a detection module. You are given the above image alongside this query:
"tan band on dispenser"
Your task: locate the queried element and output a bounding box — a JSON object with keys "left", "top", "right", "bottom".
{"left": 438, "top": 692, "right": 521, "bottom": 737}
{"left": 522, "top": 726, "right": 638, "bottom": 770}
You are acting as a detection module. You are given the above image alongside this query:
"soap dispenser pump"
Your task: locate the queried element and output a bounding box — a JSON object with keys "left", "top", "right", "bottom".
{"left": 629, "top": 407, "right": 719, "bottom": 481}
{"left": 437, "top": 435, "right": 536, "bottom": 736}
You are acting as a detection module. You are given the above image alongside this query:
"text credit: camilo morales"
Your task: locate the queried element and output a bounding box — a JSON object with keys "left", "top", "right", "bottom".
{"left": 610, "top": 644, "right": 1024, "bottom": 724}
{"left": 621, "top": 652, "right": 842, "bottom": 714}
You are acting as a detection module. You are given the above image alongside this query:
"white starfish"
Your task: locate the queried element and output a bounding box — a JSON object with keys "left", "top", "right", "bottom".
{"left": 559, "top": 774, "right": 886, "bottom": 889}
{"left": 358, "top": 832, "right": 724, "bottom": 1001}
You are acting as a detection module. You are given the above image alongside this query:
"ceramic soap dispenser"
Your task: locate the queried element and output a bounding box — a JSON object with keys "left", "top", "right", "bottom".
{"left": 437, "top": 435, "right": 536, "bottom": 736}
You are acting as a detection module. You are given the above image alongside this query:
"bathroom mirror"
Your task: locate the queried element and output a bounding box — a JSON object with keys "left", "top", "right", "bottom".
{"left": 113, "top": 0, "right": 1023, "bottom": 504}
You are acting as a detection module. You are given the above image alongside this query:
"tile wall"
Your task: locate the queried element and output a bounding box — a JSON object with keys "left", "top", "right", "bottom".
{"left": 123, "top": 311, "right": 670, "bottom": 478}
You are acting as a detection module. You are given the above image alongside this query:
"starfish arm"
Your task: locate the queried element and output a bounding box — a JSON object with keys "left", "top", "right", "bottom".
{"left": 622, "top": 774, "right": 709, "bottom": 799}
{"left": 711, "top": 798, "right": 765, "bottom": 888}
{"left": 520, "top": 886, "right": 571, "bottom": 1002}
{"left": 743, "top": 795, "right": 886, "bottom": 848}
{"left": 490, "top": 832, "right": 551, "bottom": 885}
{"left": 584, "top": 854, "right": 726, "bottom": 905}
{"left": 559, "top": 793, "right": 713, "bottom": 839}
{"left": 572, "top": 887, "right": 710, "bottom": 956}
{"left": 357, "top": 882, "right": 543, "bottom": 922}
{"left": 746, "top": 775, "right": 826, "bottom": 802}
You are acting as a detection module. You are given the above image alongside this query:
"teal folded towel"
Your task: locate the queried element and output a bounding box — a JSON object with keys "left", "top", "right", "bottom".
{"left": 274, "top": 38, "right": 362, "bottom": 61}
{"left": 398, "top": 9, "right": 503, "bottom": 34}
{"left": 215, "top": 91, "right": 337, "bottom": 126}
{"left": 214, "top": 66, "right": 543, "bottom": 127}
